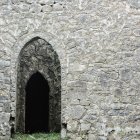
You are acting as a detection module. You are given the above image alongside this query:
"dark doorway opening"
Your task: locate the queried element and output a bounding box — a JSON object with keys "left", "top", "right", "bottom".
{"left": 25, "top": 72, "right": 50, "bottom": 134}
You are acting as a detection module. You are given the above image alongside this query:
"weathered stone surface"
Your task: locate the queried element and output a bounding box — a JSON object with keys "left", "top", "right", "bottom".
{"left": 80, "top": 123, "right": 91, "bottom": 133}
{"left": 2, "top": 102, "right": 10, "bottom": 113}
{"left": 61, "top": 128, "right": 67, "bottom": 139}
{"left": 0, "top": 113, "right": 10, "bottom": 124}
{"left": 0, "top": 0, "right": 139, "bottom": 139}
{"left": 69, "top": 105, "right": 85, "bottom": 120}
{"left": 88, "top": 134, "right": 96, "bottom": 140}
{"left": 128, "top": 0, "right": 140, "bottom": 8}
{"left": 67, "top": 120, "right": 78, "bottom": 132}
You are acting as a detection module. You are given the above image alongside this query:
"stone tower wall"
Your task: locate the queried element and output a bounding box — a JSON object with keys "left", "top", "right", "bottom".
{"left": 0, "top": 0, "right": 140, "bottom": 139}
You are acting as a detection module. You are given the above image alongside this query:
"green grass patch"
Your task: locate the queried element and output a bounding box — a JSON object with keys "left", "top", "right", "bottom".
{"left": 11, "top": 133, "right": 61, "bottom": 140}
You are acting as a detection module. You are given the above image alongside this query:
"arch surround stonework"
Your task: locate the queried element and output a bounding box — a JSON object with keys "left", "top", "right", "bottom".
{"left": 15, "top": 37, "right": 61, "bottom": 133}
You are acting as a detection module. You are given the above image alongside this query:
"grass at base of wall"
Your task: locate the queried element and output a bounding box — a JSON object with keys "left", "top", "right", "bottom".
{"left": 11, "top": 133, "right": 61, "bottom": 140}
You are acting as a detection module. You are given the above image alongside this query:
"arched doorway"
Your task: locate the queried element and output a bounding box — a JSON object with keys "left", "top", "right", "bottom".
{"left": 16, "top": 37, "right": 61, "bottom": 133}
{"left": 25, "top": 72, "right": 50, "bottom": 133}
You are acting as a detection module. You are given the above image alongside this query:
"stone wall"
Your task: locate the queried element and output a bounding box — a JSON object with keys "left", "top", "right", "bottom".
{"left": 0, "top": 0, "right": 140, "bottom": 140}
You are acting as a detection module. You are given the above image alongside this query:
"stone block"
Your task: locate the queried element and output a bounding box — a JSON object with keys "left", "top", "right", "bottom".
{"left": 88, "top": 134, "right": 96, "bottom": 140}
{"left": 69, "top": 105, "right": 85, "bottom": 119}
{"left": 81, "top": 123, "right": 91, "bottom": 133}
{"left": 67, "top": 120, "right": 78, "bottom": 132}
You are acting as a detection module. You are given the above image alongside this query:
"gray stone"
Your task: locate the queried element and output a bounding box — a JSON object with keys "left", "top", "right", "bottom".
{"left": 133, "top": 29, "right": 140, "bottom": 36}
{"left": 69, "top": 105, "right": 85, "bottom": 119}
{"left": 128, "top": 0, "right": 140, "bottom": 8}
{"left": 61, "top": 128, "right": 67, "bottom": 139}
{"left": 80, "top": 123, "right": 91, "bottom": 133}
{"left": 3, "top": 103, "right": 10, "bottom": 113}
{"left": 0, "top": 113, "right": 10, "bottom": 123}
{"left": 114, "top": 88, "right": 123, "bottom": 97}
{"left": 67, "top": 120, "right": 78, "bottom": 132}
{"left": 88, "top": 134, "right": 96, "bottom": 140}
{"left": 120, "top": 69, "right": 132, "bottom": 81}
{"left": 0, "top": 0, "right": 139, "bottom": 139}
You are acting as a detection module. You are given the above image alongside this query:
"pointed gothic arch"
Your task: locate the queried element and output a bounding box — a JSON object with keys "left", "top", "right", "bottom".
{"left": 16, "top": 37, "right": 61, "bottom": 133}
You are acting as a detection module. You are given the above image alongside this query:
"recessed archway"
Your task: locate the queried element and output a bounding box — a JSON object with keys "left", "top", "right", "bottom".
{"left": 16, "top": 37, "right": 61, "bottom": 133}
